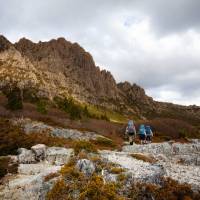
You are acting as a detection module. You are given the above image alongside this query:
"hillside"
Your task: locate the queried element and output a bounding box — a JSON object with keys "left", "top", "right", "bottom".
{"left": 1, "top": 35, "right": 200, "bottom": 200}
{"left": 1, "top": 35, "right": 200, "bottom": 125}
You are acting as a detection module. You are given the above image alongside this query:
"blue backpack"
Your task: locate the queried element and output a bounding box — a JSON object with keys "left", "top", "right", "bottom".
{"left": 139, "top": 124, "right": 146, "bottom": 135}
{"left": 145, "top": 125, "right": 152, "bottom": 135}
{"left": 127, "top": 120, "right": 134, "bottom": 133}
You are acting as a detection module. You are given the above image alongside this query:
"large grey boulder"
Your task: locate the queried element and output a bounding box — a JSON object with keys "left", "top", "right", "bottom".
{"left": 18, "top": 148, "right": 36, "bottom": 164}
{"left": 31, "top": 144, "right": 47, "bottom": 161}
{"left": 76, "top": 159, "right": 95, "bottom": 176}
{"left": 0, "top": 165, "right": 60, "bottom": 200}
{"left": 46, "top": 147, "right": 74, "bottom": 166}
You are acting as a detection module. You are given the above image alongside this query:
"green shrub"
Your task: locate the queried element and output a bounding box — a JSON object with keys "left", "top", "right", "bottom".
{"left": 36, "top": 100, "right": 48, "bottom": 114}
{"left": 6, "top": 87, "right": 23, "bottom": 110}
{"left": 179, "top": 128, "right": 188, "bottom": 138}
{"left": 100, "top": 113, "right": 110, "bottom": 121}
{"left": 54, "top": 97, "right": 82, "bottom": 119}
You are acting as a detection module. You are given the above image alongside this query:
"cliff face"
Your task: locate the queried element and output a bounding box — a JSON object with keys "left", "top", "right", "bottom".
{"left": 14, "top": 37, "right": 120, "bottom": 105}
{"left": 0, "top": 35, "right": 200, "bottom": 122}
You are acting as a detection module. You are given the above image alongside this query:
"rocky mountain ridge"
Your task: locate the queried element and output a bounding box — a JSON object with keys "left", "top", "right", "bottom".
{"left": 0, "top": 35, "right": 200, "bottom": 122}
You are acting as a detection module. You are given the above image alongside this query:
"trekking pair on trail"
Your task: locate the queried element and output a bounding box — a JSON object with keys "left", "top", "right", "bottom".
{"left": 125, "top": 120, "right": 153, "bottom": 145}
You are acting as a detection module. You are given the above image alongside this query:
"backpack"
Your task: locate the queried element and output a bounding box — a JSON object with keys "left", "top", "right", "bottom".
{"left": 145, "top": 125, "right": 152, "bottom": 135}
{"left": 127, "top": 120, "right": 134, "bottom": 133}
{"left": 139, "top": 124, "right": 146, "bottom": 135}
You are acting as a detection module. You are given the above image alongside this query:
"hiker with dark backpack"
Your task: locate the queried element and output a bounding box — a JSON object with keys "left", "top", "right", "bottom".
{"left": 138, "top": 124, "right": 146, "bottom": 144}
{"left": 145, "top": 125, "right": 153, "bottom": 144}
{"left": 125, "top": 120, "right": 136, "bottom": 145}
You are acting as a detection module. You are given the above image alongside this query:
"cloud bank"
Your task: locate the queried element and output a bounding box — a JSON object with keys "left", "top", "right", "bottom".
{"left": 1, "top": 0, "right": 200, "bottom": 105}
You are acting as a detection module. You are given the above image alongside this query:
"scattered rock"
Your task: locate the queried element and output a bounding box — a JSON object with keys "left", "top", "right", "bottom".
{"left": 76, "top": 159, "right": 95, "bottom": 176}
{"left": 46, "top": 147, "right": 74, "bottom": 166}
{"left": 31, "top": 144, "right": 47, "bottom": 161}
{"left": 18, "top": 148, "right": 36, "bottom": 164}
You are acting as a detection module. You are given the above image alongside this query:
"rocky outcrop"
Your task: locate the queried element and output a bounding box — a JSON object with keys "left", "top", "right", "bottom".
{"left": 14, "top": 37, "right": 120, "bottom": 105}
{"left": 0, "top": 144, "right": 74, "bottom": 200}
{"left": 76, "top": 159, "right": 95, "bottom": 176}
{"left": 12, "top": 118, "right": 109, "bottom": 141}
{"left": 101, "top": 140, "right": 200, "bottom": 190}
{"left": 1, "top": 35, "right": 200, "bottom": 120}
{"left": 1, "top": 141, "right": 200, "bottom": 199}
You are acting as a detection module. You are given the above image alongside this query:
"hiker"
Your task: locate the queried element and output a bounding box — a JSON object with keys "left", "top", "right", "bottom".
{"left": 145, "top": 125, "right": 153, "bottom": 144}
{"left": 125, "top": 120, "right": 136, "bottom": 145}
{"left": 138, "top": 124, "right": 146, "bottom": 144}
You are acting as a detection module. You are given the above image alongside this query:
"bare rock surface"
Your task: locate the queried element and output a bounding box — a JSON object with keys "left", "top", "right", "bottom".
{"left": 12, "top": 118, "right": 107, "bottom": 141}
{"left": 1, "top": 141, "right": 200, "bottom": 199}
{"left": 101, "top": 141, "right": 200, "bottom": 190}
{"left": 46, "top": 147, "right": 74, "bottom": 166}
{"left": 0, "top": 144, "right": 73, "bottom": 200}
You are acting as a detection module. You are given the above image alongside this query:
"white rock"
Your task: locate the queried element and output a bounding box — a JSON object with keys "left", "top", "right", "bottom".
{"left": 31, "top": 144, "right": 47, "bottom": 161}
{"left": 18, "top": 163, "right": 61, "bottom": 175}
{"left": 46, "top": 147, "right": 74, "bottom": 166}
{"left": 0, "top": 164, "right": 61, "bottom": 200}
{"left": 76, "top": 159, "right": 95, "bottom": 176}
{"left": 18, "top": 148, "right": 36, "bottom": 164}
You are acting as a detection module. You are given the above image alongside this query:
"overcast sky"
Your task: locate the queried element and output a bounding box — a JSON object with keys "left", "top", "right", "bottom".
{"left": 1, "top": 0, "right": 200, "bottom": 105}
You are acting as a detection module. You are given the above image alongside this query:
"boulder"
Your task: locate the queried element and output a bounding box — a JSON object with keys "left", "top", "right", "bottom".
{"left": 18, "top": 148, "right": 36, "bottom": 164}
{"left": 102, "top": 169, "right": 117, "bottom": 182}
{"left": 46, "top": 147, "right": 74, "bottom": 166}
{"left": 76, "top": 159, "right": 95, "bottom": 176}
{"left": 31, "top": 144, "right": 46, "bottom": 161}
{"left": 0, "top": 165, "right": 60, "bottom": 200}
{"left": 18, "top": 163, "right": 61, "bottom": 175}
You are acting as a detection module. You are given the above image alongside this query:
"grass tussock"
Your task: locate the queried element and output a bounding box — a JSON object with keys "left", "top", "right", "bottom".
{"left": 94, "top": 137, "right": 117, "bottom": 148}
{"left": 110, "top": 167, "right": 125, "bottom": 174}
{"left": 44, "top": 172, "right": 60, "bottom": 182}
{"left": 130, "top": 153, "right": 157, "bottom": 164}
{"left": 73, "top": 140, "right": 98, "bottom": 155}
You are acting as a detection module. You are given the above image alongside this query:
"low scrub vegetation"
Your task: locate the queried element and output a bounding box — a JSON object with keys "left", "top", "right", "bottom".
{"left": 4, "top": 87, "right": 23, "bottom": 110}
{"left": 110, "top": 167, "right": 125, "bottom": 174}
{"left": 140, "top": 118, "right": 199, "bottom": 140}
{"left": 47, "top": 159, "right": 124, "bottom": 200}
{"left": 73, "top": 140, "right": 98, "bottom": 155}
{"left": 130, "top": 153, "right": 157, "bottom": 164}
{"left": 36, "top": 100, "right": 48, "bottom": 114}
{"left": 129, "top": 177, "right": 200, "bottom": 200}
{"left": 0, "top": 156, "right": 18, "bottom": 179}
{"left": 0, "top": 118, "right": 73, "bottom": 156}
{"left": 94, "top": 137, "right": 117, "bottom": 148}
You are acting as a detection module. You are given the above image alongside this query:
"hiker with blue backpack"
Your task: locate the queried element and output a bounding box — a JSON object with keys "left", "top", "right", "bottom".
{"left": 145, "top": 125, "right": 153, "bottom": 144}
{"left": 125, "top": 120, "right": 136, "bottom": 145}
{"left": 138, "top": 124, "right": 146, "bottom": 144}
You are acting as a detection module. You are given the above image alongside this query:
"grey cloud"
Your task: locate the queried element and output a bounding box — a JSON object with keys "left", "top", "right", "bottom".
{"left": 0, "top": 0, "right": 200, "bottom": 105}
